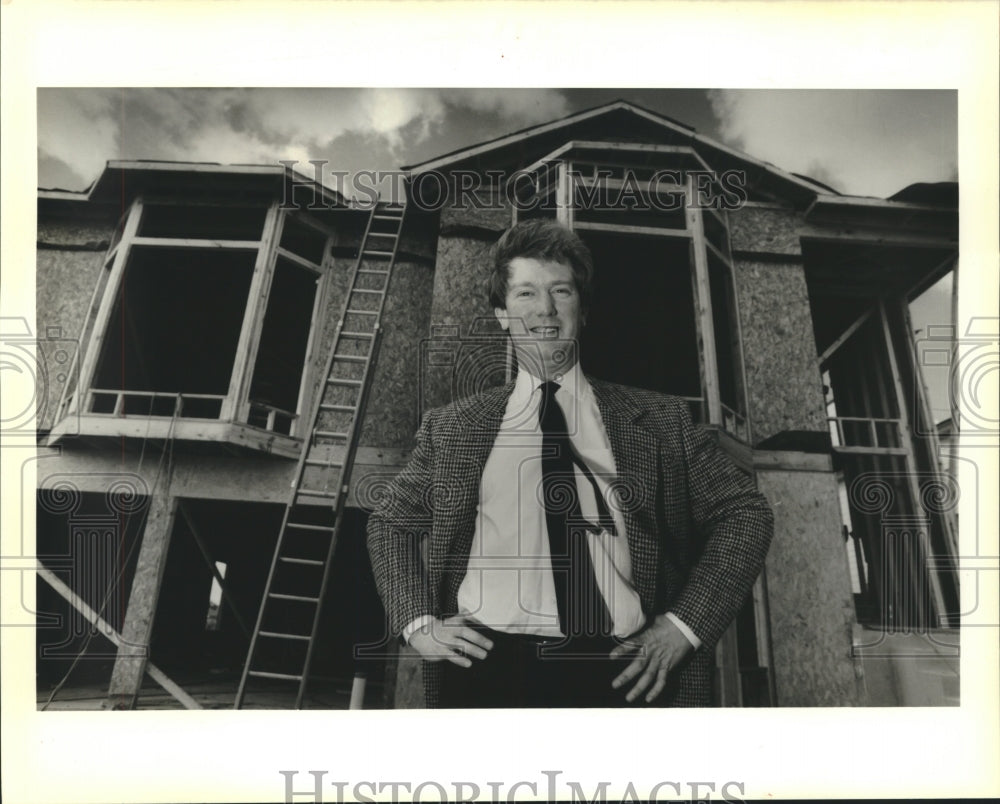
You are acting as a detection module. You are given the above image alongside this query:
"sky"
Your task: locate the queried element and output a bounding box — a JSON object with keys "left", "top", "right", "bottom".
{"left": 36, "top": 87, "right": 959, "bottom": 420}
{"left": 37, "top": 88, "right": 957, "bottom": 200}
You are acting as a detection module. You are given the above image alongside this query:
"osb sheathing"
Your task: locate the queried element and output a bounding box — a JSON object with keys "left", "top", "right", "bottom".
{"left": 439, "top": 199, "right": 511, "bottom": 234}
{"left": 36, "top": 221, "right": 114, "bottom": 431}
{"left": 758, "top": 469, "right": 866, "bottom": 706}
{"left": 359, "top": 258, "right": 434, "bottom": 448}
{"left": 728, "top": 206, "right": 804, "bottom": 256}
{"left": 338, "top": 223, "right": 437, "bottom": 264}
{"left": 733, "top": 259, "right": 827, "bottom": 444}
{"left": 306, "top": 254, "right": 434, "bottom": 452}
{"left": 422, "top": 234, "right": 509, "bottom": 412}
{"left": 391, "top": 645, "right": 425, "bottom": 708}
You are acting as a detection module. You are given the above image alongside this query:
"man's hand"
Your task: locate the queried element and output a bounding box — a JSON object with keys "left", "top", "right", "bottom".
{"left": 407, "top": 615, "right": 494, "bottom": 668}
{"left": 610, "top": 615, "right": 695, "bottom": 703}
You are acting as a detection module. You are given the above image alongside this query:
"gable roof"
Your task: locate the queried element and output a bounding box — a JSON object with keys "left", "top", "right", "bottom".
{"left": 403, "top": 99, "right": 834, "bottom": 206}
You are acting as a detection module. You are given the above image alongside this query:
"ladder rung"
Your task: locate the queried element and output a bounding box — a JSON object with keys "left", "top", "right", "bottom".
{"left": 268, "top": 593, "right": 319, "bottom": 603}
{"left": 363, "top": 249, "right": 394, "bottom": 257}
{"left": 248, "top": 670, "right": 303, "bottom": 681}
{"left": 351, "top": 288, "right": 384, "bottom": 295}
{"left": 295, "top": 488, "right": 340, "bottom": 499}
{"left": 327, "top": 378, "right": 363, "bottom": 386}
{"left": 259, "top": 631, "right": 311, "bottom": 641}
{"left": 339, "top": 331, "right": 374, "bottom": 339}
{"left": 303, "top": 458, "right": 344, "bottom": 467}
{"left": 345, "top": 309, "right": 378, "bottom": 316}
{"left": 313, "top": 430, "right": 350, "bottom": 439}
{"left": 332, "top": 354, "right": 368, "bottom": 363}
{"left": 319, "top": 403, "right": 357, "bottom": 412}
{"left": 373, "top": 213, "right": 402, "bottom": 221}
{"left": 279, "top": 556, "right": 325, "bottom": 566}
{"left": 285, "top": 522, "right": 336, "bottom": 532}
{"left": 358, "top": 269, "right": 389, "bottom": 275}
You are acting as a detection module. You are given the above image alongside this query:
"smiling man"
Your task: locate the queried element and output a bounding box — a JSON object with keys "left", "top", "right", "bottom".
{"left": 367, "top": 219, "right": 774, "bottom": 708}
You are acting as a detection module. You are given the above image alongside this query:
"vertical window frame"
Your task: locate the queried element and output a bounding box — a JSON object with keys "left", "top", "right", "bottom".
{"left": 59, "top": 196, "right": 335, "bottom": 446}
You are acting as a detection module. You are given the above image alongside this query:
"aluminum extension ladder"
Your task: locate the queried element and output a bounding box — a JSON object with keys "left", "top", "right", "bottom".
{"left": 235, "top": 201, "right": 406, "bottom": 709}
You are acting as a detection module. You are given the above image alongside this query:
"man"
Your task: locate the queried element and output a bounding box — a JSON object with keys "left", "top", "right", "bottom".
{"left": 367, "top": 219, "right": 773, "bottom": 708}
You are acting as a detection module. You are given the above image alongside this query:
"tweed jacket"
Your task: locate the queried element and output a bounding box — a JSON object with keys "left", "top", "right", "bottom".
{"left": 366, "top": 376, "right": 774, "bottom": 707}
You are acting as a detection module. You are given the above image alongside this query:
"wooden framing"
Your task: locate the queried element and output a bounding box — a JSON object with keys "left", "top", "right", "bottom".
{"left": 751, "top": 572, "right": 778, "bottom": 705}
{"left": 832, "top": 445, "right": 909, "bottom": 457}
{"left": 520, "top": 140, "right": 714, "bottom": 178}
{"left": 91, "top": 160, "right": 348, "bottom": 210}
{"left": 799, "top": 224, "right": 957, "bottom": 251}
{"left": 108, "top": 492, "right": 180, "bottom": 709}
{"left": 232, "top": 206, "right": 335, "bottom": 438}
{"left": 274, "top": 245, "right": 325, "bottom": 273}
{"left": 804, "top": 193, "right": 957, "bottom": 216}
{"left": 106, "top": 160, "right": 282, "bottom": 177}
{"left": 572, "top": 221, "right": 689, "bottom": 239}
{"left": 289, "top": 222, "right": 336, "bottom": 440}
{"left": 714, "top": 624, "right": 743, "bottom": 707}
{"left": 902, "top": 252, "right": 958, "bottom": 303}
{"left": 948, "top": 258, "right": 960, "bottom": 482}
{"left": 706, "top": 204, "right": 751, "bottom": 440}
{"left": 37, "top": 565, "right": 202, "bottom": 710}
{"left": 129, "top": 236, "right": 261, "bottom": 251}
{"left": 570, "top": 174, "right": 687, "bottom": 196}
{"left": 555, "top": 161, "right": 572, "bottom": 228}
{"left": 818, "top": 307, "right": 876, "bottom": 367}
{"left": 57, "top": 188, "right": 339, "bottom": 449}
{"left": 177, "top": 502, "right": 251, "bottom": 639}
{"left": 686, "top": 176, "right": 723, "bottom": 427}
{"left": 72, "top": 197, "right": 144, "bottom": 416}
{"left": 729, "top": 253, "right": 753, "bottom": 440}
{"left": 404, "top": 102, "right": 824, "bottom": 199}
{"left": 753, "top": 450, "right": 834, "bottom": 473}
{"left": 227, "top": 201, "right": 282, "bottom": 423}
{"left": 897, "top": 298, "right": 959, "bottom": 559}
{"left": 46, "top": 416, "right": 305, "bottom": 459}
{"left": 546, "top": 152, "right": 748, "bottom": 442}
{"left": 877, "top": 300, "right": 949, "bottom": 624}
{"left": 55, "top": 243, "right": 116, "bottom": 421}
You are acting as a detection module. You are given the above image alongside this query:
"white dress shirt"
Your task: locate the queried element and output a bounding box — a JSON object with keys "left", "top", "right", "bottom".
{"left": 404, "top": 364, "right": 701, "bottom": 648}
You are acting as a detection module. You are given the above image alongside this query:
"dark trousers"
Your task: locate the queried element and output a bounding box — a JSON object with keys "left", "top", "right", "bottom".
{"left": 438, "top": 626, "right": 652, "bottom": 708}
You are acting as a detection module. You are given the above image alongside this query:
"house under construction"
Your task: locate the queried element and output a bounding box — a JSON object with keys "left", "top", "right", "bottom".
{"left": 35, "top": 101, "right": 960, "bottom": 709}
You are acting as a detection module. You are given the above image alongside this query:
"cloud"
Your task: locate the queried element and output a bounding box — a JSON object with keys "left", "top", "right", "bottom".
{"left": 446, "top": 88, "right": 569, "bottom": 124}
{"left": 37, "top": 90, "right": 122, "bottom": 189}
{"left": 707, "top": 89, "right": 957, "bottom": 197}
{"left": 37, "top": 88, "right": 572, "bottom": 191}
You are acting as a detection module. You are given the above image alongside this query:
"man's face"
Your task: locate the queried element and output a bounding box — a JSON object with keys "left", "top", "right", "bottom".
{"left": 494, "top": 256, "right": 584, "bottom": 379}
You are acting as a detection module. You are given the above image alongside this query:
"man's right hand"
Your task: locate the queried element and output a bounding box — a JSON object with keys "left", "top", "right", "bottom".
{"left": 407, "top": 615, "right": 494, "bottom": 668}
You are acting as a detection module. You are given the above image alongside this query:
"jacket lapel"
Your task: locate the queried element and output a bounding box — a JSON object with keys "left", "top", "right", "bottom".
{"left": 589, "top": 378, "right": 663, "bottom": 610}
{"left": 432, "top": 380, "right": 514, "bottom": 599}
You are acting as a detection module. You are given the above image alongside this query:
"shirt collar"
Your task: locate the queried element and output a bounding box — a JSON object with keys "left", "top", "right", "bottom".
{"left": 513, "top": 361, "right": 590, "bottom": 403}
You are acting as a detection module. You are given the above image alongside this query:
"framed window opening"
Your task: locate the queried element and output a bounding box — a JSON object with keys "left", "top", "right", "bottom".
{"left": 817, "top": 295, "right": 959, "bottom": 630}
{"left": 511, "top": 144, "right": 751, "bottom": 443}
{"left": 52, "top": 197, "right": 335, "bottom": 453}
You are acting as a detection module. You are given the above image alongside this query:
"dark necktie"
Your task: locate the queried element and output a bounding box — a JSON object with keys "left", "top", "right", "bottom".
{"left": 538, "top": 381, "right": 614, "bottom": 638}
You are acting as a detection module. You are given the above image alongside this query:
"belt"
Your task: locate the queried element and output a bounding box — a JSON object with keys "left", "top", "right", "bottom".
{"left": 470, "top": 624, "right": 619, "bottom": 653}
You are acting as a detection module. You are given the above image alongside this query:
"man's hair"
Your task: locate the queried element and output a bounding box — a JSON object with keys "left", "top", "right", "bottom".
{"left": 489, "top": 219, "right": 594, "bottom": 311}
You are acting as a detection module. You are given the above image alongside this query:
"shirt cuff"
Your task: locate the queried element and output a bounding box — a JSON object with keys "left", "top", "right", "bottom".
{"left": 665, "top": 612, "right": 702, "bottom": 650}
{"left": 402, "top": 614, "right": 435, "bottom": 644}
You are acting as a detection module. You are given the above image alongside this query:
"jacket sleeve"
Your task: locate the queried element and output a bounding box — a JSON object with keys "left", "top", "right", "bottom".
{"left": 666, "top": 400, "right": 775, "bottom": 649}
{"left": 366, "top": 409, "right": 438, "bottom": 637}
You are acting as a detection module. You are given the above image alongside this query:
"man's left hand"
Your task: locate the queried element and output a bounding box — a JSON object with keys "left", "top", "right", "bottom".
{"left": 609, "top": 615, "right": 695, "bottom": 703}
